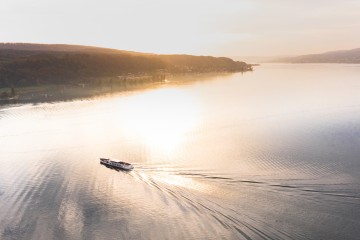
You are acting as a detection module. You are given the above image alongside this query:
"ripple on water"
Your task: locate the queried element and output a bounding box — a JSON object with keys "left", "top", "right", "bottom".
{"left": 1, "top": 65, "right": 360, "bottom": 239}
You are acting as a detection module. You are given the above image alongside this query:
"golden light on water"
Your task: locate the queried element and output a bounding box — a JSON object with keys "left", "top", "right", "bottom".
{"left": 135, "top": 168, "right": 212, "bottom": 193}
{"left": 114, "top": 88, "right": 201, "bottom": 156}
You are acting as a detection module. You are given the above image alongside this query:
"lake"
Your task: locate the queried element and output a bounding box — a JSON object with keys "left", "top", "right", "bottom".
{"left": 1, "top": 64, "right": 360, "bottom": 239}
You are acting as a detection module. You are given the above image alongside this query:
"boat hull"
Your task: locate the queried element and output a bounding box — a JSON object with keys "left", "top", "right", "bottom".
{"left": 100, "top": 158, "right": 134, "bottom": 171}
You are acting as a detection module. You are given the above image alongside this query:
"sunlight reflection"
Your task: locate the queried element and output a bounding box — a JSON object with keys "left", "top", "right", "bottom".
{"left": 137, "top": 169, "right": 211, "bottom": 193}
{"left": 152, "top": 172, "right": 198, "bottom": 189}
{"left": 117, "top": 88, "right": 201, "bottom": 156}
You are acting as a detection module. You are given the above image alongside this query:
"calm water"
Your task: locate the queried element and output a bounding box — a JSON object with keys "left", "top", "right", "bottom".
{"left": 1, "top": 64, "right": 360, "bottom": 240}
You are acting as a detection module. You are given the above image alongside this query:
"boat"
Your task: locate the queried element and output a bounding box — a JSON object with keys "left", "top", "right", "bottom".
{"left": 100, "top": 158, "right": 134, "bottom": 171}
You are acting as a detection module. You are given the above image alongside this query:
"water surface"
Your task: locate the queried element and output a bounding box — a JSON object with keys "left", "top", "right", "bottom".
{"left": 1, "top": 64, "right": 360, "bottom": 239}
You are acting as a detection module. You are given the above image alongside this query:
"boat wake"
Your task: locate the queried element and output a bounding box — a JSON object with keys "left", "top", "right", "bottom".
{"left": 123, "top": 167, "right": 360, "bottom": 240}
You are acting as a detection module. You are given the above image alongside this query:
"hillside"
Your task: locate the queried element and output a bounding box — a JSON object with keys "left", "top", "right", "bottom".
{"left": 0, "top": 43, "right": 141, "bottom": 54}
{"left": 0, "top": 43, "right": 252, "bottom": 87}
{"left": 277, "top": 48, "right": 360, "bottom": 63}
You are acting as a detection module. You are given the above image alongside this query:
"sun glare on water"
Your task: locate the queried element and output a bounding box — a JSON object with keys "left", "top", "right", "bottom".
{"left": 113, "top": 88, "right": 201, "bottom": 157}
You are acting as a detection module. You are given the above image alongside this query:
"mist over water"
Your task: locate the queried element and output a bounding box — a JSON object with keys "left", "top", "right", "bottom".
{"left": 1, "top": 64, "right": 360, "bottom": 239}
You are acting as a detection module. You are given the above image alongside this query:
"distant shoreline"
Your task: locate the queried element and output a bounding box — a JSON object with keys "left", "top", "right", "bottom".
{"left": 0, "top": 79, "right": 164, "bottom": 105}
{"left": 0, "top": 72, "right": 242, "bottom": 105}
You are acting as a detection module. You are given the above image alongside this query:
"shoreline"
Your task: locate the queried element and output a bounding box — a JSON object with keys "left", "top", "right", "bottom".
{"left": 0, "top": 72, "right": 241, "bottom": 106}
{"left": 0, "top": 82, "right": 164, "bottom": 106}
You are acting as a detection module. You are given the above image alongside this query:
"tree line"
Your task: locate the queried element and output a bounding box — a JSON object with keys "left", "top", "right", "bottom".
{"left": 0, "top": 48, "right": 251, "bottom": 87}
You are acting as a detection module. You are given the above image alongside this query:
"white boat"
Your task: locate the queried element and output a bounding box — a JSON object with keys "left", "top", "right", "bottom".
{"left": 100, "top": 158, "right": 134, "bottom": 171}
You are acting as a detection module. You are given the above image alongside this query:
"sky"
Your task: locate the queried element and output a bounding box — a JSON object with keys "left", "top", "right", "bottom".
{"left": 1, "top": 0, "right": 360, "bottom": 57}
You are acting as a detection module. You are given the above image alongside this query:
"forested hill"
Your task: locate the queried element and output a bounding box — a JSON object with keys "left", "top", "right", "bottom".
{"left": 276, "top": 48, "right": 360, "bottom": 63}
{"left": 0, "top": 43, "right": 140, "bottom": 55}
{"left": 0, "top": 43, "right": 252, "bottom": 87}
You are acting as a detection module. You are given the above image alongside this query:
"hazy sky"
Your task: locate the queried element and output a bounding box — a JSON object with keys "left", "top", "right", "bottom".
{"left": 1, "top": 0, "right": 360, "bottom": 57}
